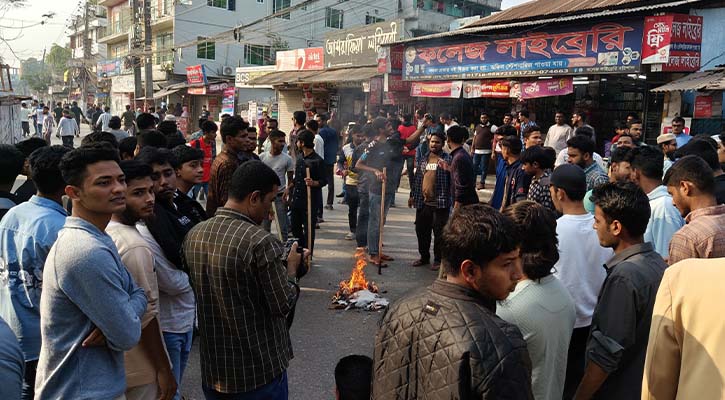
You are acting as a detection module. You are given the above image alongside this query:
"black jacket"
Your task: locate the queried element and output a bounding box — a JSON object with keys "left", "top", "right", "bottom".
{"left": 372, "top": 280, "right": 533, "bottom": 400}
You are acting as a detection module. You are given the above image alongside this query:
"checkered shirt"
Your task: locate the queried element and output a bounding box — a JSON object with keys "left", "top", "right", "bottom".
{"left": 410, "top": 151, "right": 452, "bottom": 210}
{"left": 527, "top": 170, "right": 555, "bottom": 211}
{"left": 668, "top": 204, "right": 725, "bottom": 265}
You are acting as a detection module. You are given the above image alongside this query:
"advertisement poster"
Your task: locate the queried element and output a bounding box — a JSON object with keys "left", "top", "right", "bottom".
{"left": 221, "top": 87, "right": 235, "bottom": 115}
{"left": 462, "top": 80, "right": 510, "bottom": 98}
{"left": 694, "top": 95, "right": 713, "bottom": 119}
{"left": 186, "top": 65, "right": 208, "bottom": 85}
{"left": 644, "top": 14, "right": 702, "bottom": 72}
{"left": 97, "top": 60, "right": 122, "bottom": 78}
{"left": 521, "top": 77, "right": 574, "bottom": 99}
{"left": 275, "top": 48, "right": 324, "bottom": 71}
{"left": 403, "top": 19, "right": 643, "bottom": 80}
{"left": 410, "top": 81, "right": 463, "bottom": 98}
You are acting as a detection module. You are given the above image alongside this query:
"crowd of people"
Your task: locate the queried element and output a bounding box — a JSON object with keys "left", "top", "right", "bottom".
{"left": 0, "top": 101, "right": 724, "bottom": 400}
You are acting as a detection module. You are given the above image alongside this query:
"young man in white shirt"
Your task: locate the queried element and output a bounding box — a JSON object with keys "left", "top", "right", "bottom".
{"left": 57, "top": 110, "right": 80, "bottom": 148}
{"left": 549, "top": 164, "right": 613, "bottom": 399}
{"left": 260, "top": 129, "right": 294, "bottom": 239}
{"left": 544, "top": 112, "right": 574, "bottom": 153}
{"left": 96, "top": 106, "right": 113, "bottom": 132}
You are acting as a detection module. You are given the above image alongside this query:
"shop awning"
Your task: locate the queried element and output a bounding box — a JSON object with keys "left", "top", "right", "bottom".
{"left": 302, "top": 66, "right": 381, "bottom": 83}
{"left": 248, "top": 70, "right": 323, "bottom": 86}
{"left": 651, "top": 67, "right": 725, "bottom": 92}
{"left": 151, "top": 87, "right": 182, "bottom": 99}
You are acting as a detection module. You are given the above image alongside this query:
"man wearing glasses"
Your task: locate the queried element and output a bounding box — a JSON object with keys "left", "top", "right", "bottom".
{"left": 671, "top": 116, "right": 691, "bottom": 148}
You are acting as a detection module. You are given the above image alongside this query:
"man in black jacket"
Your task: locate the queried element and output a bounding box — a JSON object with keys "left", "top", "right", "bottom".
{"left": 372, "top": 204, "right": 533, "bottom": 400}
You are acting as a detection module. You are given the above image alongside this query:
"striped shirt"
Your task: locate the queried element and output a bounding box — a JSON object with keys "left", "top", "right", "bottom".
{"left": 668, "top": 204, "right": 725, "bottom": 265}
{"left": 182, "top": 208, "right": 297, "bottom": 393}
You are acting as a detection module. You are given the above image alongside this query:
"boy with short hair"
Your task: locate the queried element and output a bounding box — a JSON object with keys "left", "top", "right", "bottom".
{"left": 522, "top": 145, "right": 555, "bottom": 210}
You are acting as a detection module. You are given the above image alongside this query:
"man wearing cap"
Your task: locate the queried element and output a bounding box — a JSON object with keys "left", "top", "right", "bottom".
{"left": 549, "top": 164, "right": 613, "bottom": 399}
{"left": 657, "top": 133, "right": 677, "bottom": 175}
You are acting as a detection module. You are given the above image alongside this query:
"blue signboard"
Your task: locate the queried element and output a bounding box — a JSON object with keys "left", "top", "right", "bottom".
{"left": 403, "top": 19, "right": 644, "bottom": 81}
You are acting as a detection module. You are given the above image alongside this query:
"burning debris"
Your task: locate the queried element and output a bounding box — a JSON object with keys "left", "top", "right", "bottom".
{"left": 331, "top": 249, "right": 389, "bottom": 311}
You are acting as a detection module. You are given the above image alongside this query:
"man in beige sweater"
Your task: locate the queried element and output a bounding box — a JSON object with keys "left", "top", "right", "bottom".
{"left": 642, "top": 257, "right": 725, "bottom": 400}
{"left": 107, "top": 160, "right": 176, "bottom": 400}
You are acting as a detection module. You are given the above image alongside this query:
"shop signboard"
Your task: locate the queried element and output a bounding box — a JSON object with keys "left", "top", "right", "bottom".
{"left": 694, "top": 95, "right": 713, "bottom": 119}
{"left": 462, "top": 80, "right": 510, "bottom": 98}
{"left": 386, "top": 74, "right": 411, "bottom": 92}
{"left": 97, "top": 60, "right": 122, "bottom": 78}
{"left": 275, "top": 48, "right": 324, "bottom": 71}
{"left": 378, "top": 45, "right": 405, "bottom": 73}
{"left": 207, "top": 82, "right": 230, "bottom": 94}
{"left": 186, "top": 65, "right": 208, "bottom": 85}
{"left": 521, "top": 77, "right": 573, "bottom": 99}
{"left": 235, "top": 66, "right": 275, "bottom": 87}
{"left": 325, "top": 20, "right": 405, "bottom": 68}
{"left": 643, "top": 14, "right": 702, "bottom": 72}
{"left": 403, "top": 19, "right": 643, "bottom": 81}
{"left": 221, "top": 87, "right": 235, "bottom": 115}
{"left": 187, "top": 86, "right": 206, "bottom": 95}
{"left": 410, "top": 81, "right": 463, "bottom": 98}
{"left": 369, "top": 77, "right": 383, "bottom": 105}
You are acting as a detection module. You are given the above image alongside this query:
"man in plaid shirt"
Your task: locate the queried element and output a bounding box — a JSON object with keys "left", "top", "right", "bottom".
{"left": 183, "top": 161, "right": 308, "bottom": 399}
{"left": 408, "top": 131, "right": 452, "bottom": 271}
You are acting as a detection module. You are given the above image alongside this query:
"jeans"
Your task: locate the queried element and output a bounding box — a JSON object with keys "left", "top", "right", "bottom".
{"left": 290, "top": 207, "right": 317, "bottom": 254}
{"left": 36, "top": 123, "right": 42, "bottom": 135}
{"left": 192, "top": 182, "right": 209, "bottom": 199}
{"left": 163, "top": 330, "right": 194, "bottom": 400}
{"left": 21, "top": 121, "right": 30, "bottom": 136}
{"left": 262, "top": 193, "right": 289, "bottom": 240}
{"left": 203, "top": 372, "right": 288, "bottom": 400}
{"left": 367, "top": 192, "right": 391, "bottom": 256}
{"left": 324, "top": 164, "right": 335, "bottom": 207}
{"left": 415, "top": 205, "right": 449, "bottom": 263}
{"left": 387, "top": 159, "right": 404, "bottom": 204}
{"left": 472, "top": 152, "right": 491, "bottom": 185}
{"left": 563, "top": 326, "right": 590, "bottom": 400}
{"left": 403, "top": 155, "right": 415, "bottom": 189}
{"left": 356, "top": 190, "right": 369, "bottom": 248}
{"left": 61, "top": 136, "right": 74, "bottom": 148}
{"left": 22, "top": 359, "right": 37, "bottom": 400}
{"left": 345, "top": 185, "right": 359, "bottom": 233}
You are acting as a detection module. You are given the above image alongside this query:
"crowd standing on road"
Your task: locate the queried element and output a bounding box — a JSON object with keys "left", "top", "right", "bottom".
{"left": 0, "top": 100, "right": 724, "bottom": 400}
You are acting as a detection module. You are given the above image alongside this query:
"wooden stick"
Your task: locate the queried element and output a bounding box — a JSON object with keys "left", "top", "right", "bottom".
{"left": 271, "top": 199, "right": 283, "bottom": 242}
{"left": 306, "top": 167, "right": 312, "bottom": 265}
{"left": 378, "top": 167, "right": 387, "bottom": 275}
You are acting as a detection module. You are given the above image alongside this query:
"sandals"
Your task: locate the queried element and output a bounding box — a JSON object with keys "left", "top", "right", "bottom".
{"left": 380, "top": 254, "right": 395, "bottom": 261}
{"left": 411, "top": 259, "right": 430, "bottom": 267}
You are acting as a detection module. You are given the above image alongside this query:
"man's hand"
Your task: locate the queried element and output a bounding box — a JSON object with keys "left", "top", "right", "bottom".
{"left": 375, "top": 170, "right": 386, "bottom": 182}
{"left": 282, "top": 189, "right": 289, "bottom": 203}
{"left": 286, "top": 242, "right": 302, "bottom": 277}
{"left": 304, "top": 177, "right": 315, "bottom": 187}
{"left": 156, "top": 368, "right": 177, "bottom": 400}
{"left": 437, "top": 159, "right": 450, "bottom": 171}
{"left": 82, "top": 327, "right": 106, "bottom": 347}
{"left": 453, "top": 201, "right": 462, "bottom": 210}
{"left": 408, "top": 197, "right": 414, "bottom": 208}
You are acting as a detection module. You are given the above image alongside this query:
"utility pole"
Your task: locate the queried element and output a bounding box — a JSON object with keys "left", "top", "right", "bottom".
{"left": 143, "top": 0, "right": 153, "bottom": 110}
{"left": 131, "top": 0, "right": 143, "bottom": 108}
{"left": 81, "top": 0, "right": 91, "bottom": 115}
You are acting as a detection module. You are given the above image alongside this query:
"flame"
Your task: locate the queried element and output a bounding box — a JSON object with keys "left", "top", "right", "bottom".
{"left": 346, "top": 248, "right": 369, "bottom": 291}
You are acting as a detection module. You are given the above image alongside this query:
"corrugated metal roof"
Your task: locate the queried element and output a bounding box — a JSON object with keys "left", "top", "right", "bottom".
{"left": 395, "top": 0, "right": 703, "bottom": 45}
{"left": 247, "top": 70, "right": 323, "bottom": 86}
{"left": 651, "top": 68, "right": 725, "bottom": 92}
{"left": 466, "top": 0, "right": 643, "bottom": 28}
{"left": 302, "top": 66, "right": 380, "bottom": 83}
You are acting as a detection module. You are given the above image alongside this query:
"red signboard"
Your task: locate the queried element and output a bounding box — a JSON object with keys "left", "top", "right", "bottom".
{"left": 694, "top": 95, "right": 713, "bottom": 119}
{"left": 462, "top": 80, "right": 510, "bottom": 98}
{"left": 410, "top": 81, "right": 463, "bottom": 98}
{"left": 186, "top": 65, "right": 208, "bottom": 85}
{"left": 521, "top": 77, "right": 574, "bottom": 99}
{"left": 187, "top": 87, "right": 206, "bottom": 95}
{"left": 275, "top": 48, "right": 324, "bottom": 71}
{"left": 643, "top": 14, "right": 702, "bottom": 71}
{"left": 387, "top": 74, "right": 411, "bottom": 92}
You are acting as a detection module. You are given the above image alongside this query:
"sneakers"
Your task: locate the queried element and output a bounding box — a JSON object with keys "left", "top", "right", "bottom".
{"left": 344, "top": 232, "right": 354, "bottom": 240}
{"left": 324, "top": 205, "right": 334, "bottom": 210}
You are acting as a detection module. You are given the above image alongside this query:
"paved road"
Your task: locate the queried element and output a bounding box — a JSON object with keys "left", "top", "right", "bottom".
{"left": 178, "top": 181, "right": 439, "bottom": 399}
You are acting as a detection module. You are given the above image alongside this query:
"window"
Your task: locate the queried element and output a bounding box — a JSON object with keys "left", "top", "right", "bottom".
{"left": 244, "top": 44, "right": 274, "bottom": 66}
{"left": 155, "top": 32, "right": 173, "bottom": 65}
{"left": 273, "top": 0, "right": 290, "bottom": 19}
{"left": 325, "top": 7, "right": 343, "bottom": 29}
{"left": 207, "top": 0, "right": 227, "bottom": 8}
{"left": 257, "top": 0, "right": 264, "bottom": 3}
{"left": 197, "top": 40, "right": 215, "bottom": 60}
{"left": 366, "top": 15, "right": 384, "bottom": 25}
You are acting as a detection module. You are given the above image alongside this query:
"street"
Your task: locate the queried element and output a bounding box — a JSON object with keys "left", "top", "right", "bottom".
{"left": 180, "top": 181, "right": 438, "bottom": 399}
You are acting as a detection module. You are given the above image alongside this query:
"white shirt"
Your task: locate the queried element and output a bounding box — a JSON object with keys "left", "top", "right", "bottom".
{"left": 498, "top": 276, "right": 576, "bottom": 400}
{"left": 544, "top": 124, "right": 574, "bottom": 153}
{"left": 19, "top": 108, "right": 31, "bottom": 122}
{"left": 314, "top": 133, "right": 325, "bottom": 158}
{"left": 444, "top": 121, "right": 458, "bottom": 132}
{"left": 96, "top": 112, "right": 112, "bottom": 132}
{"left": 553, "top": 213, "right": 613, "bottom": 328}
{"left": 555, "top": 148, "right": 606, "bottom": 170}
{"left": 57, "top": 117, "right": 80, "bottom": 137}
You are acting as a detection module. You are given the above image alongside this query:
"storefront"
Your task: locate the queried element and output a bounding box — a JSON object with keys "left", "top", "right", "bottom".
{"left": 387, "top": 2, "right": 707, "bottom": 146}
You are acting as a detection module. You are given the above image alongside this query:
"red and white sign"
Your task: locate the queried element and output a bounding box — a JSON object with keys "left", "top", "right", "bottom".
{"left": 386, "top": 74, "right": 411, "bottom": 92}
{"left": 643, "top": 14, "right": 702, "bottom": 71}
{"left": 462, "top": 80, "right": 510, "bottom": 99}
{"left": 187, "top": 87, "right": 206, "bottom": 95}
{"left": 410, "top": 81, "right": 463, "bottom": 98}
{"left": 694, "top": 95, "right": 713, "bottom": 119}
{"left": 521, "top": 77, "right": 574, "bottom": 99}
{"left": 275, "top": 48, "right": 324, "bottom": 71}
{"left": 186, "top": 65, "right": 207, "bottom": 85}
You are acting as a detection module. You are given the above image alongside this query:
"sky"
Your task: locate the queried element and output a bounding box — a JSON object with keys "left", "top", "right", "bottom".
{"left": 0, "top": 0, "right": 532, "bottom": 68}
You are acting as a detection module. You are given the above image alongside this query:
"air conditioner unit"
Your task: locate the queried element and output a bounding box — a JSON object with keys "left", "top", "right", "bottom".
{"left": 222, "top": 66, "right": 234, "bottom": 76}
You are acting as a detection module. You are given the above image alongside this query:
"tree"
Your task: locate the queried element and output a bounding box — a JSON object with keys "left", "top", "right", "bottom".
{"left": 20, "top": 57, "right": 51, "bottom": 93}
{"left": 45, "top": 44, "right": 71, "bottom": 77}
